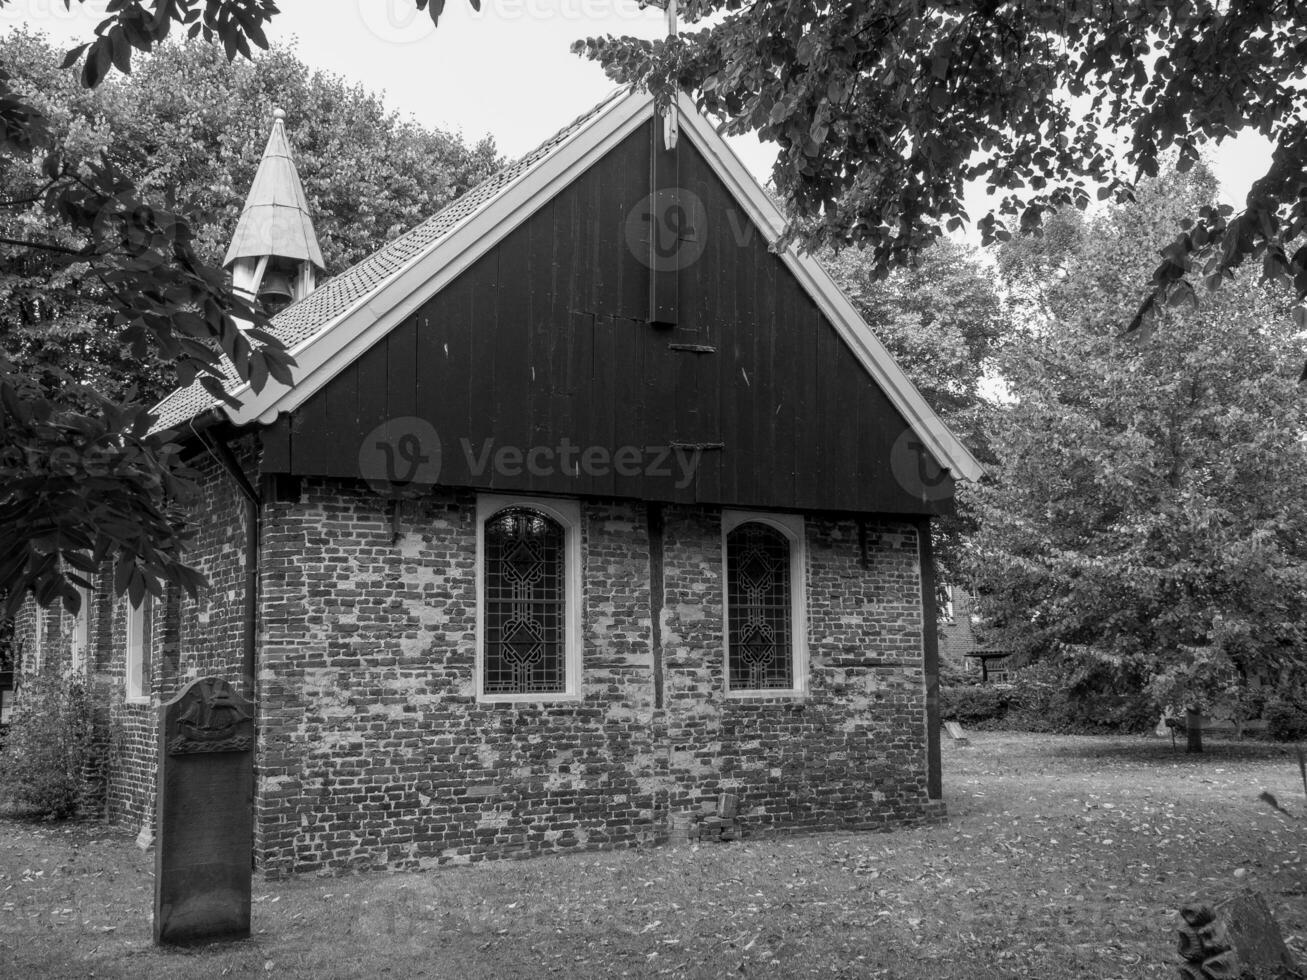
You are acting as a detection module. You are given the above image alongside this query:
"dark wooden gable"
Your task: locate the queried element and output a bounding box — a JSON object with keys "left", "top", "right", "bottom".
{"left": 262, "top": 120, "right": 956, "bottom": 515}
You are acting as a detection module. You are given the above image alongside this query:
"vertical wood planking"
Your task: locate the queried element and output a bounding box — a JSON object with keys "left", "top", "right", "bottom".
{"left": 424, "top": 275, "right": 472, "bottom": 471}
{"left": 771, "top": 253, "right": 798, "bottom": 509}
{"left": 649, "top": 118, "right": 678, "bottom": 327}
{"left": 321, "top": 362, "right": 358, "bottom": 477}
{"left": 567, "top": 310, "right": 596, "bottom": 493}
{"left": 275, "top": 112, "right": 957, "bottom": 516}
{"left": 385, "top": 319, "right": 418, "bottom": 423}
{"left": 590, "top": 314, "right": 618, "bottom": 497}
{"left": 528, "top": 199, "right": 558, "bottom": 495}
{"left": 620, "top": 125, "right": 654, "bottom": 323}
{"left": 794, "top": 299, "right": 822, "bottom": 509}
{"left": 467, "top": 248, "right": 499, "bottom": 484}
{"left": 355, "top": 341, "right": 389, "bottom": 448}
{"left": 260, "top": 416, "right": 292, "bottom": 473}
{"left": 494, "top": 228, "right": 533, "bottom": 492}
{"left": 289, "top": 382, "right": 331, "bottom": 476}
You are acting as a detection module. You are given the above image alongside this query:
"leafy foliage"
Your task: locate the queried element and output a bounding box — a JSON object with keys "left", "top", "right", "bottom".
{"left": 1265, "top": 697, "right": 1307, "bottom": 742}
{"left": 939, "top": 683, "right": 1012, "bottom": 727}
{"left": 823, "top": 239, "right": 1008, "bottom": 579}
{"left": 0, "top": 16, "right": 498, "bottom": 613}
{"left": 1, "top": 30, "right": 498, "bottom": 408}
{"left": 573, "top": 1, "right": 1307, "bottom": 343}
{"left": 822, "top": 238, "right": 1004, "bottom": 459}
{"left": 0, "top": 672, "right": 97, "bottom": 818}
{"left": 970, "top": 165, "right": 1307, "bottom": 723}
{"left": 1006, "top": 657, "right": 1156, "bottom": 735}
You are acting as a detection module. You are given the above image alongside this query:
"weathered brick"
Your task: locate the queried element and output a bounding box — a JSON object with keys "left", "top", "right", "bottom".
{"left": 16, "top": 456, "right": 945, "bottom": 872}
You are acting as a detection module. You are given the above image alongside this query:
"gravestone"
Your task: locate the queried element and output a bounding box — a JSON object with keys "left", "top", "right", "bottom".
{"left": 154, "top": 676, "right": 254, "bottom": 945}
{"left": 944, "top": 720, "right": 970, "bottom": 746}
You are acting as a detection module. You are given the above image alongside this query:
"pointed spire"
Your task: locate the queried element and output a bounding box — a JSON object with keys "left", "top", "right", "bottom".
{"left": 224, "top": 107, "right": 324, "bottom": 273}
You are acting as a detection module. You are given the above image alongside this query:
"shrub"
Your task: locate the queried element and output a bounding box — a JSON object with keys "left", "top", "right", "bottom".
{"left": 940, "top": 684, "right": 1013, "bottom": 726}
{"left": 1265, "top": 697, "right": 1307, "bottom": 742}
{"left": 0, "top": 674, "right": 97, "bottom": 818}
{"left": 939, "top": 658, "right": 983, "bottom": 688}
{"left": 984, "top": 656, "right": 1156, "bottom": 735}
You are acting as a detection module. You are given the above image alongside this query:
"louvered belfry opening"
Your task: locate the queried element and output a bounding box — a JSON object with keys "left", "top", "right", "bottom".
{"left": 726, "top": 522, "right": 793, "bottom": 690}
{"left": 483, "top": 508, "right": 567, "bottom": 694}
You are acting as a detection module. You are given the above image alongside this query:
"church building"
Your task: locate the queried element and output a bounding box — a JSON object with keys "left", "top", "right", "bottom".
{"left": 16, "top": 86, "right": 981, "bottom": 874}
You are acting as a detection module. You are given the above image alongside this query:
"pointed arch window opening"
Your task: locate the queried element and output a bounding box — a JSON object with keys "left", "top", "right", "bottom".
{"left": 482, "top": 506, "right": 569, "bottom": 696}
{"left": 726, "top": 522, "right": 794, "bottom": 690}
{"left": 723, "top": 511, "right": 807, "bottom": 696}
{"left": 476, "top": 494, "right": 581, "bottom": 703}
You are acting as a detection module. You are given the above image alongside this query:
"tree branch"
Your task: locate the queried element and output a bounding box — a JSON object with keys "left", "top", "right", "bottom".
{"left": 0, "top": 236, "right": 89, "bottom": 256}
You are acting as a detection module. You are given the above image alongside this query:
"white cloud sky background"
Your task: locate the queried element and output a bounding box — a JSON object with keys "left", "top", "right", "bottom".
{"left": 2, "top": 0, "right": 1276, "bottom": 237}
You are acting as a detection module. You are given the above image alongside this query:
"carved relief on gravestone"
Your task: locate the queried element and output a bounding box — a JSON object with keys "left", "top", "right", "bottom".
{"left": 166, "top": 677, "right": 253, "bottom": 755}
{"left": 154, "top": 676, "right": 254, "bottom": 946}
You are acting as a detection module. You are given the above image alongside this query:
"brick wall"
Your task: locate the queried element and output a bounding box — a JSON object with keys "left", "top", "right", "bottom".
{"left": 251, "top": 481, "right": 942, "bottom": 875}
{"left": 17, "top": 456, "right": 941, "bottom": 864}
{"left": 99, "top": 443, "right": 254, "bottom": 833}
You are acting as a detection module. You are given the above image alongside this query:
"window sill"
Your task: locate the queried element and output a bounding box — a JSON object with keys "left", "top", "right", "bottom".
{"left": 476, "top": 692, "right": 581, "bottom": 706}
{"left": 724, "top": 688, "right": 808, "bottom": 700}
{"left": 124, "top": 695, "right": 152, "bottom": 707}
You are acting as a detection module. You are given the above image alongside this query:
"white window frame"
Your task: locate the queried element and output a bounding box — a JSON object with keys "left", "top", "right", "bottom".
{"left": 125, "top": 594, "right": 152, "bottom": 704}
{"left": 70, "top": 585, "right": 91, "bottom": 674}
{"left": 722, "top": 510, "right": 808, "bottom": 698}
{"left": 475, "top": 494, "right": 583, "bottom": 704}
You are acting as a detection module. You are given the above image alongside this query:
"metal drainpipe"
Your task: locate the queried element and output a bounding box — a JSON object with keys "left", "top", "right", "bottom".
{"left": 192, "top": 421, "right": 261, "bottom": 697}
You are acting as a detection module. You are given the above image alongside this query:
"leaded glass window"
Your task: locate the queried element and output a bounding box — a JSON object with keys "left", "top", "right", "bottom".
{"left": 483, "top": 507, "right": 567, "bottom": 695}
{"left": 726, "top": 522, "right": 793, "bottom": 690}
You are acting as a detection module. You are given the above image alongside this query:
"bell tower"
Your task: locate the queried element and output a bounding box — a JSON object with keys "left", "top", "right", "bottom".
{"left": 225, "top": 107, "right": 323, "bottom": 315}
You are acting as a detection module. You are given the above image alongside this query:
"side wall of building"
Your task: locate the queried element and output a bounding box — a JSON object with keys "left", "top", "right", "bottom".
{"left": 1, "top": 446, "right": 254, "bottom": 832}
{"left": 101, "top": 445, "right": 252, "bottom": 832}
{"left": 253, "top": 479, "right": 941, "bottom": 875}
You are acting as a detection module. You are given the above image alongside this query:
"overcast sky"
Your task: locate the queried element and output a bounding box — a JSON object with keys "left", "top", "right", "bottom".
{"left": 3, "top": 0, "right": 1274, "bottom": 228}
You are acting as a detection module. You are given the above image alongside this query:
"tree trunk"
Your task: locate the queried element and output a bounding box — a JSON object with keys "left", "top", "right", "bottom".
{"left": 1186, "top": 707, "right": 1204, "bottom": 754}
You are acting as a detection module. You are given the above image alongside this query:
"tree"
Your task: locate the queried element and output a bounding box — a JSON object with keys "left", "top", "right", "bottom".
{"left": 823, "top": 238, "right": 1007, "bottom": 581}
{"left": 575, "top": 1, "right": 1307, "bottom": 343}
{"left": 970, "top": 165, "right": 1307, "bottom": 751}
{"left": 11, "top": 0, "right": 1306, "bottom": 611}
{"left": 2, "top": 29, "right": 497, "bottom": 407}
{"left": 0, "top": 11, "right": 497, "bottom": 612}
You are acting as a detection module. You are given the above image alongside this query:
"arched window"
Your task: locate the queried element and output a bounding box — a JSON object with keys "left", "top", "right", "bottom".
{"left": 480, "top": 503, "right": 573, "bottom": 697}
{"left": 723, "top": 513, "right": 807, "bottom": 694}
{"left": 126, "top": 593, "right": 152, "bottom": 703}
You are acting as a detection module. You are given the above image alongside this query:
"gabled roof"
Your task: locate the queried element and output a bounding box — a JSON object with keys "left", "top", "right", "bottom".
{"left": 224, "top": 109, "right": 324, "bottom": 270}
{"left": 154, "top": 88, "right": 983, "bottom": 483}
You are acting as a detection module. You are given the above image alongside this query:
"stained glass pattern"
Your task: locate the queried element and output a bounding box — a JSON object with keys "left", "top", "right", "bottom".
{"left": 726, "top": 522, "right": 793, "bottom": 690}
{"left": 483, "top": 508, "right": 566, "bottom": 694}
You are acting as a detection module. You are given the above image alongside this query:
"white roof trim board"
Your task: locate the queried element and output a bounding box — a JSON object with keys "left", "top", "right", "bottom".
{"left": 155, "top": 87, "right": 982, "bottom": 483}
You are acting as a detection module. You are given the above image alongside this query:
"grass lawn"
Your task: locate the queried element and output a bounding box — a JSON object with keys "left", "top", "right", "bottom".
{"left": 2, "top": 732, "right": 1305, "bottom": 979}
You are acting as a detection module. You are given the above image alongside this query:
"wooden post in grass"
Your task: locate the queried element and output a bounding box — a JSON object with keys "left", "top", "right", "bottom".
{"left": 154, "top": 677, "right": 254, "bottom": 945}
